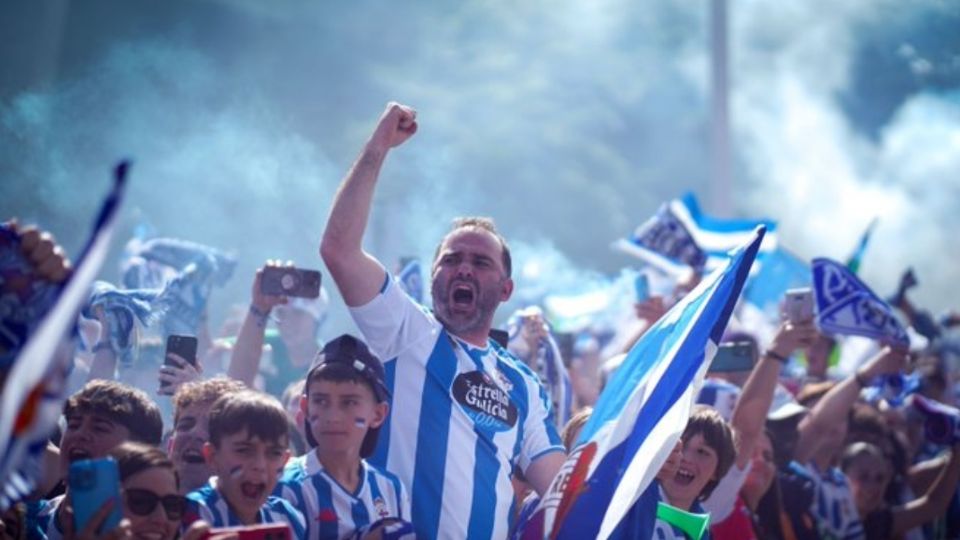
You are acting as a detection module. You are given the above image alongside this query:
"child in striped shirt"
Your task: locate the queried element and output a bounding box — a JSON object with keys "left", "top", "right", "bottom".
{"left": 277, "top": 334, "right": 412, "bottom": 540}
{"left": 182, "top": 390, "right": 305, "bottom": 537}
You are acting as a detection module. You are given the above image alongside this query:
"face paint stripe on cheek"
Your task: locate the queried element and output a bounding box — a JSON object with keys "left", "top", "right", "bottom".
{"left": 229, "top": 465, "right": 243, "bottom": 478}
{"left": 354, "top": 418, "right": 367, "bottom": 428}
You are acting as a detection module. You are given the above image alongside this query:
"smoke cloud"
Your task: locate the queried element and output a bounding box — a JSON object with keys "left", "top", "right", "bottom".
{"left": 1, "top": 0, "right": 957, "bottom": 336}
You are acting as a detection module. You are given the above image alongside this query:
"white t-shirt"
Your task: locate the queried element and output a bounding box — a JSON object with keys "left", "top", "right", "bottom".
{"left": 277, "top": 452, "right": 409, "bottom": 540}
{"left": 702, "top": 461, "right": 751, "bottom": 522}
{"left": 349, "top": 276, "right": 564, "bottom": 539}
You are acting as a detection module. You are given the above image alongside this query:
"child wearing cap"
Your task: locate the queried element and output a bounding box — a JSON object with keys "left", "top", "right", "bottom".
{"left": 182, "top": 390, "right": 306, "bottom": 537}
{"left": 276, "top": 334, "right": 412, "bottom": 540}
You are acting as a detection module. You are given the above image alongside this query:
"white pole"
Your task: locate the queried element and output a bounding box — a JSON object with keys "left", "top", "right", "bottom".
{"left": 710, "top": 0, "right": 732, "bottom": 217}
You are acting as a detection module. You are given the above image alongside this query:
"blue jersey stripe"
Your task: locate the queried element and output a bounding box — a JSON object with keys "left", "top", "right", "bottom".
{"left": 351, "top": 498, "right": 370, "bottom": 531}
{"left": 466, "top": 434, "right": 500, "bottom": 539}
{"left": 370, "top": 358, "right": 397, "bottom": 468}
{"left": 310, "top": 470, "right": 339, "bottom": 539}
{"left": 411, "top": 335, "right": 459, "bottom": 539}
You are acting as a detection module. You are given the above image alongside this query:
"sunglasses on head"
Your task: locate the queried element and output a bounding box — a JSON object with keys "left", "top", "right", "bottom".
{"left": 124, "top": 488, "right": 185, "bottom": 520}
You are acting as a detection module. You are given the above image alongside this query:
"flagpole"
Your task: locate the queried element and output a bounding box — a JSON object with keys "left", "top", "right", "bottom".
{"left": 710, "top": 0, "right": 732, "bottom": 217}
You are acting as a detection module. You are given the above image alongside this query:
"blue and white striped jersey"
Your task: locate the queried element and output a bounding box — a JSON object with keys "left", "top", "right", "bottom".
{"left": 183, "top": 477, "right": 306, "bottom": 538}
{"left": 349, "top": 276, "right": 565, "bottom": 539}
{"left": 790, "top": 461, "right": 865, "bottom": 540}
{"left": 275, "top": 452, "right": 410, "bottom": 540}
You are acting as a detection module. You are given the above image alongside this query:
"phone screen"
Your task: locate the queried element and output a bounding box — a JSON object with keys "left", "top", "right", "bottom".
{"left": 710, "top": 341, "right": 758, "bottom": 373}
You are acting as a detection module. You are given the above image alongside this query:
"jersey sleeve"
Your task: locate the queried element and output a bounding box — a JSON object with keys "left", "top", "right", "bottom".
{"left": 518, "top": 371, "right": 565, "bottom": 472}
{"left": 348, "top": 274, "right": 439, "bottom": 364}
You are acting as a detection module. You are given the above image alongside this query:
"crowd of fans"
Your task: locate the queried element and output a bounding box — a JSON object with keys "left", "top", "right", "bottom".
{"left": 2, "top": 102, "right": 959, "bottom": 540}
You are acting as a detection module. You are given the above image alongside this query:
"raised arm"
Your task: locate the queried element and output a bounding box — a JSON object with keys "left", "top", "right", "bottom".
{"left": 227, "top": 262, "right": 288, "bottom": 387}
{"left": 732, "top": 320, "right": 817, "bottom": 468}
{"left": 795, "top": 346, "right": 907, "bottom": 464}
{"left": 892, "top": 443, "right": 960, "bottom": 534}
{"left": 320, "top": 103, "right": 418, "bottom": 307}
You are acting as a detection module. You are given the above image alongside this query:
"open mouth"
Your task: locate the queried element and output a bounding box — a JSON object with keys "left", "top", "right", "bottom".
{"left": 134, "top": 532, "right": 166, "bottom": 540}
{"left": 240, "top": 482, "right": 266, "bottom": 500}
{"left": 674, "top": 467, "right": 696, "bottom": 486}
{"left": 451, "top": 284, "right": 475, "bottom": 307}
{"left": 181, "top": 449, "right": 204, "bottom": 464}
{"left": 68, "top": 448, "right": 91, "bottom": 462}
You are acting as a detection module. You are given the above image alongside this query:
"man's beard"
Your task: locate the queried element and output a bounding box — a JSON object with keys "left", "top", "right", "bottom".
{"left": 432, "top": 277, "right": 500, "bottom": 337}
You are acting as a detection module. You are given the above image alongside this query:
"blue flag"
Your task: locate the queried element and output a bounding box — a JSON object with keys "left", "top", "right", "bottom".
{"left": 812, "top": 258, "right": 909, "bottom": 346}
{"left": 397, "top": 259, "right": 424, "bottom": 304}
{"left": 614, "top": 193, "right": 776, "bottom": 276}
{"left": 520, "top": 227, "right": 765, "bottom": 539}
{"left": 506, "top": 306, "right": 574, "bottom": 428}
{"left": 0, "top": 162, "right": 130, "bottom": 510}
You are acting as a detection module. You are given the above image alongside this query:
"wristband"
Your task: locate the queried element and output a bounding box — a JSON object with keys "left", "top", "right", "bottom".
{"left": 249, "top": 304, "right": 270, "bottom": 328}
{"left": 765, "top": 349, "right": 789, "bottom": 363}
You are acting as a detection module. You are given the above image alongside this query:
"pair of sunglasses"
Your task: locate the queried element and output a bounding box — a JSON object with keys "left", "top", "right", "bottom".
{"left": 125, "top": 488, "right": 186, "bottom": 520}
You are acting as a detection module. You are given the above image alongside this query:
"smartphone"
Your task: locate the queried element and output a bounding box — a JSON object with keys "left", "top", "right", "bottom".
{"left": 69, "top": 458, "right": 124, "bottom": 535}
{"left": 165, "top": 335, "right": 198, "bottom": 367}
{"left": 260, "top": 267, "right": 321, "bottom": 298}
{"left": 205, "top": 524, "right": 291, "bottom": 540}
{"left": 634, "top": 274, "right": 650, "bottom": 303}
{"left": 784, "top": 288, "right": 814, "bottom": 322}
{"left": 710, "top": 341, "right": 758, "bottom": 373}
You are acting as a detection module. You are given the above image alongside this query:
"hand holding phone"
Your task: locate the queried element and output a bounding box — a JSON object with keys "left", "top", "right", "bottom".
{"left": 784, "top": 288, "right": 814, "bottom": 323}
{"left": 160, "top": 335, "right": 200, "bottom": 395}
{"left": 260, "top": 266, "right": 321, "bottom": 299}
{"left": 68, "top": 458, "right": 124, "bottom": 535}
{"left": 204, "top": 523, "right": 291, "bottom": 540}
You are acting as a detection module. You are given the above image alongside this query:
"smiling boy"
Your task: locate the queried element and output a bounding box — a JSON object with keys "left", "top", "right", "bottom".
{"left": 277, "top": 334, "right": 411, "bottom": 540}
{"left": 182, "top": 390, "right": 305, "bottom": 537}
{"left": 31, "top": 380, "right": 164, "bottom": 540}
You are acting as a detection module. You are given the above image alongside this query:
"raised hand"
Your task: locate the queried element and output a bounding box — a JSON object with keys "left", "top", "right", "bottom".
{"left": 369, "top": 102, "right": 418, "bottom": 151}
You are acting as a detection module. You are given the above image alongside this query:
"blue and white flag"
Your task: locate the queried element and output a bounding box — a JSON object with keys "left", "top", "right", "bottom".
{"left": 812, "top": 258, "right": 909, "bottom": 346}
{"left": 520, "top": 227, "right": 765, "bottom": 539}
{"left": 397, "top": 259, "right": 424, "bottom": 304}
{"left": 0, "top": 162, "right": 130, "bottom": 510}
{"left": 613, "top": 193, "right": 777, "bottom": 276}
{"left": 506, "top": 306, "right": 574, "bottom": 428}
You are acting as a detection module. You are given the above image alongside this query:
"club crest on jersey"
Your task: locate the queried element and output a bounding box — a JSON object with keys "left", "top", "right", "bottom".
{"left": 374, "top": 496, "right": 389, "bottom": 518}
{"left": 452, "top": 371, "right": 518, "bottom": 431}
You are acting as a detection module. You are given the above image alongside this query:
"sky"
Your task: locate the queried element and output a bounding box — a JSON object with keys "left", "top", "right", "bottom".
{"left": 2, "top": 0, "right": 958, "bottom": 334}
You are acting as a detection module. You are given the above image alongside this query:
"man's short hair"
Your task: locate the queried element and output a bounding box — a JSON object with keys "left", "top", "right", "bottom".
{"left": 172, "top": 377, "right": 247, "bottom": 425}
{"left": 682, "top": 405, "right": 735, "bottom": 500}
{"left": 207, "top": 391, "right": 288, "bottom": 447}
{"left": 110, "top": 441, "right": 178, "bottom": 488}
{"left": 63, "top": 380, "right": 163, "bottom": 446}
{"left": 433, "top": 216, "right": 512, "bottom": 278}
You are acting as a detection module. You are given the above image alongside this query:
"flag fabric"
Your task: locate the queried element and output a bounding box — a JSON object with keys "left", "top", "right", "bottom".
{"left": 520, "top": 227, "right": 765, "bottom": 539}
{"left": 613, "top": 193, "right": 776, "bottom": 276}
{"left": 122, "top": 237, "right": 236, "bottom": 338}
{"left": 812, "top": 258, "right": 909, "bottom": 346}
{"left": 80, "top": 281, "right": 165, "bottom": 366}
{"left": 506, "top": 306, "right": 574, "bottom": 428}
{"left": 397, "top": 259, "right": 424, "bottom": 304}
{"left": 0, "top": 161, "right": 130, "bottom": 510}
{"left": 845, "top": 219, "right": 877, "bottom": 274}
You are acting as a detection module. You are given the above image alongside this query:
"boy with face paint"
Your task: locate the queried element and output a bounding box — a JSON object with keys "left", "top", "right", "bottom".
{"left": 276, "top": 334, "right": 412, "bottom": 540}
{"left": 182, "top": 391, "right": 305, "bottom": 537}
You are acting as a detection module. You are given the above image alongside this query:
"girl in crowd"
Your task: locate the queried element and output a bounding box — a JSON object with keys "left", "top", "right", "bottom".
{"left": 842, "top": 440, "right": 960, "bottom": 540}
